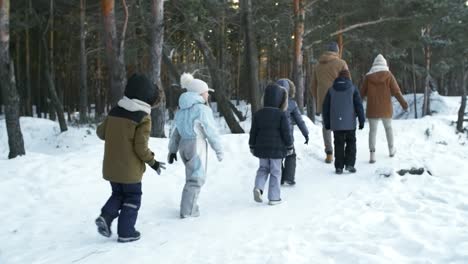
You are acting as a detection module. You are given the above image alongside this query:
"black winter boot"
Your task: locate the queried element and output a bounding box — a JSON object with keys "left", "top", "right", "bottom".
{"left": 345, "top": 165, "right": 357, "bottom": 173}
{"left": 95, "top": 214, "right": 113, "bottom": 237}
{"left": 118, "top": 230, "right": 141, "bottom": 243}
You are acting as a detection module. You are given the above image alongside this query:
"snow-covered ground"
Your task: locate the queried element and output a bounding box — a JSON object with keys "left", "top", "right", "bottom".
{"left": 1, "top": 96, "right": 468, "bottom": 264}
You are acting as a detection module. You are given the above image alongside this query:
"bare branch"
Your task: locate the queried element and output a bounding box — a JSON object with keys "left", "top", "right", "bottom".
{"left": 304, "top": 0, "right": 320, "bottom": 11}
{"left": 304, "top": 17, "right": 411, "bottom": 50}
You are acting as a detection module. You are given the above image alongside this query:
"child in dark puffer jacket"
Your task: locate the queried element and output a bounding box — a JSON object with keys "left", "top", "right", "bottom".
{"left": 276, "top": 79, "right": 309, "bottom": 186}
{"left": 249, "top": 83, "right": 293, "bottom": 205}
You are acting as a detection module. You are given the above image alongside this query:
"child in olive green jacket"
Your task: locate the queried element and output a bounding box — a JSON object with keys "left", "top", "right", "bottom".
{"left": 95, "top": 73, "right": 165, "bottom": 243}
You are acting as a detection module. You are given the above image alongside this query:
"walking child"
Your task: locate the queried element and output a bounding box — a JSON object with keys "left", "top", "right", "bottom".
{"left": 360, "top": 54, "right": 408, "bottom": 163}
{"left": 322, "top": 70, "right": 365, "bottom": 174}
{"left": 168, "top": 73, "right": 223, "bottom": 218}
{"left": 276, "top": 79, "right": 309, "bottom": 186}
{"left": 95, "top": 73, "right": 166, "bottom": 243}
{"left": 249, "top": 83, "right": 293, "bottom": 205}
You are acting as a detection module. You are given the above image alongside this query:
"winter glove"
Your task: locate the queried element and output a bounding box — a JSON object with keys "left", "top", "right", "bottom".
{"left": 150, "top": 160, "right": 166, "bottom": 175}
{"left": 304, "top": 136, "right": 309, "bottom": 145}
{"left": 168, "top": 153, "right": 177, "bottom": 164}
{"left": 216, "top": 152, "right": 224, "bottom": 162}
{"left": 359, "top": 123, "right": 364, "bottom": 130}
{"left": 286, "top": 147, "right": 294, "bottom": 156}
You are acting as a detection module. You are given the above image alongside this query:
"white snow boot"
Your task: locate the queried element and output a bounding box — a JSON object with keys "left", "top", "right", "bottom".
{"left": 370, "top": 151, "right": 376, "bottom": 164}
{"left": 268, "top": 199, "right": 282, "bottom": 206}
{"left": 253, "top": 188, "right": 263, "bottom": 203}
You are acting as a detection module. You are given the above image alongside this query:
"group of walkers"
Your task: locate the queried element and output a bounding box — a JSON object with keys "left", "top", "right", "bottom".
{"left": 93, "top": 41, "right": 408, "bottom": 243}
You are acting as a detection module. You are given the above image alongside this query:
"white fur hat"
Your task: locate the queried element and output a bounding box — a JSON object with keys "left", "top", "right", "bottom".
{"left": 372, "top": 54, "right": 388, "bottom": 67}
{"left": 180, "top": 72, "right": 214, "bottom": 94}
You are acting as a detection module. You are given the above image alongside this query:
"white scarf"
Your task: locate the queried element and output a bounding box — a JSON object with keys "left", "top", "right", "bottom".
{"left": 366, "top": 65, "right": 389, "bottom": 75}
{"left": 117, "top": 96, "right": 151, "bottom": 114}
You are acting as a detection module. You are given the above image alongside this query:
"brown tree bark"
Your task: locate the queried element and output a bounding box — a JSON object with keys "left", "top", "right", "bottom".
{"left": 0, "top": 0, "right": 26, "bottom": 158}
{"left": 241, "top": 0, "right": 260, "bottom": 113}
{"left": 293, "top": 0, "right": 305, "bottom": 112}
{"left": 150, "top": 0, "right": 166, "bottom": 137}
{"left": 192, "top": 32, "right": 244, "bottom": 133}
{"left": 101, "top": 0, "right": 127, "bottom": 107}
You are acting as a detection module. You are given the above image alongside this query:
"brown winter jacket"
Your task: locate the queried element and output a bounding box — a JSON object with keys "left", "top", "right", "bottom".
{"left": 360, "top": 71, "right": 408, "bottom": 119}
{"left": 97, "top": 109, "right": 156, "bottom": 184}
{"left": 311, "top": 52, "right": 350, "bottom": 113}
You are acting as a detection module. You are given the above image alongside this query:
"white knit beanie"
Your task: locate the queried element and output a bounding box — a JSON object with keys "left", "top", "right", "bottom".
{"left": 372, "top": 54, "right": 388, "bottom": 67}
{"left": 180, "top": 73, "right": 214, "bottom": 94}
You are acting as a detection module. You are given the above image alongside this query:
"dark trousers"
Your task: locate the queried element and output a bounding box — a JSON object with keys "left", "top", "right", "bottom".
{"left": 281, "top": 150, "right": 296, "bottom": 183}
{"left": 101, "top": 182, "right": 142, "bottom": 237}
{"left": 333, "top": 130, "right": 356, "bottom": 169}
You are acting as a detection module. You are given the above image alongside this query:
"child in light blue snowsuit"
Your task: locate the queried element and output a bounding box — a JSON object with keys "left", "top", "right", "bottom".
{"left": 168, "top": 73, "right": 223, "bottom": 218}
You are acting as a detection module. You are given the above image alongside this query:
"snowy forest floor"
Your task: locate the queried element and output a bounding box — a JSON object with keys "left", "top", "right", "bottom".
{"left": 1, "top": 95, "right": 468, "bottom": 264}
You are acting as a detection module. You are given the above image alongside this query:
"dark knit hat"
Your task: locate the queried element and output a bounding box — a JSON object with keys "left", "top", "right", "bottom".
{"left": 338, "top": 69, "right": 351, "bottom": 79}
{"left": 124, "top": 73, "right": 160, "bottom": 105}
{"left": 326, "top": 41, "right": 339, "bottom": 53}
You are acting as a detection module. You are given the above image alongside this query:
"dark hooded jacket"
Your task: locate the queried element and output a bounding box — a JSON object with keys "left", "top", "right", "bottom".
{"left": 97, "top": 73, "right": 160, "bottom": 184}
{"left": 276, "top": 79, "right": 309, "bottom": 142}
{"left": 249, "top": 84, "right": 293, "bottom": 159}
{"left": 322, "top": 77, "right": 365, "bottom": 131}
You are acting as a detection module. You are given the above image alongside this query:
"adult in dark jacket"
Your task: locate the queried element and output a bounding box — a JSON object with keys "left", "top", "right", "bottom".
{"left": 95, "top": 73, "right": 165, "bottom": 243}
{"left": 276, "top": 78, "right": 309, "bottom": 186}
{"left": 249, "top": 83, "right": 293, "bottom": 205}
{"left": 322, "top": 70, "right": 365, "bottom": 174}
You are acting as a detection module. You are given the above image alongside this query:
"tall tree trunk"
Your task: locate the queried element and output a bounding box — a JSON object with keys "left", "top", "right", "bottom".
{"left": 48, "top": 0, "right": 56, "bottom": 121}
{"left": 192, "top": 32, "right": 244, "bottom": 133}
{"left": 15, "top": 33, "right": 23, "bottom": 115}
{"left": 411, "top": 47, "right": 418, "bottom": 118}
{"left": 241, "top": 0, "right": 260, "bottom": 113}
{"left": 101, "top": 0, "right": 127, "bottom": 107}
{"left": 25, "top": 0, "right": 32, "bottom": 116}
{"left": 42, "top": 0, "right": 67, "bottom": 132}
{"left": 42, "top": 36, "right": 67, "bottom": 132}
{"left": 457, "top": 59, "right": 467, "bottom": 133}
{"left": 0, "top": 0, "right": 26, "bottom": 158}
{"left": 162, "top": 49, "right": 181, "bottom": 120}
{"left": 79, "top": 0, "right": 88, "bottom": 123}
{"left": 37, "top": 39, "right": 42, "bottom": 118}
{"left": 305, "top": 49, "right": 315, "bottom": 123}
{"left": 422, "top": 25, "right": 432, "bottom": 116}
{"left": 293, "top": 0, "right": 305, "bottom": 112}
{"left": 149, "top": 0, "right": 166, "bottom": 137}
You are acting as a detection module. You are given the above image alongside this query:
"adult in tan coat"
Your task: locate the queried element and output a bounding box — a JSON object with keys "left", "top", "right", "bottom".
{"left": 95, "top": 73, "right": 166, "bottom": 243}
{"left": 311, "top": 42, "right": 350, "bottom": 163}
{"left": 360, "top": 54, "right": 408, "bottom": 163}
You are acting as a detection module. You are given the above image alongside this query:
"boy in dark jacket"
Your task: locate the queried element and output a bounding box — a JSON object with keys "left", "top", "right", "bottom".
{"left": 95, "top": 74, "right": 166, "bottom": 242}
{"left": 322, "top": 70, "right": 365, "bottom": 174}
{"left": 276, "top": 79, "right": 309, "bottom": 186}
{"left": 249, "top": 83, "right": 293, "bottom": 205}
